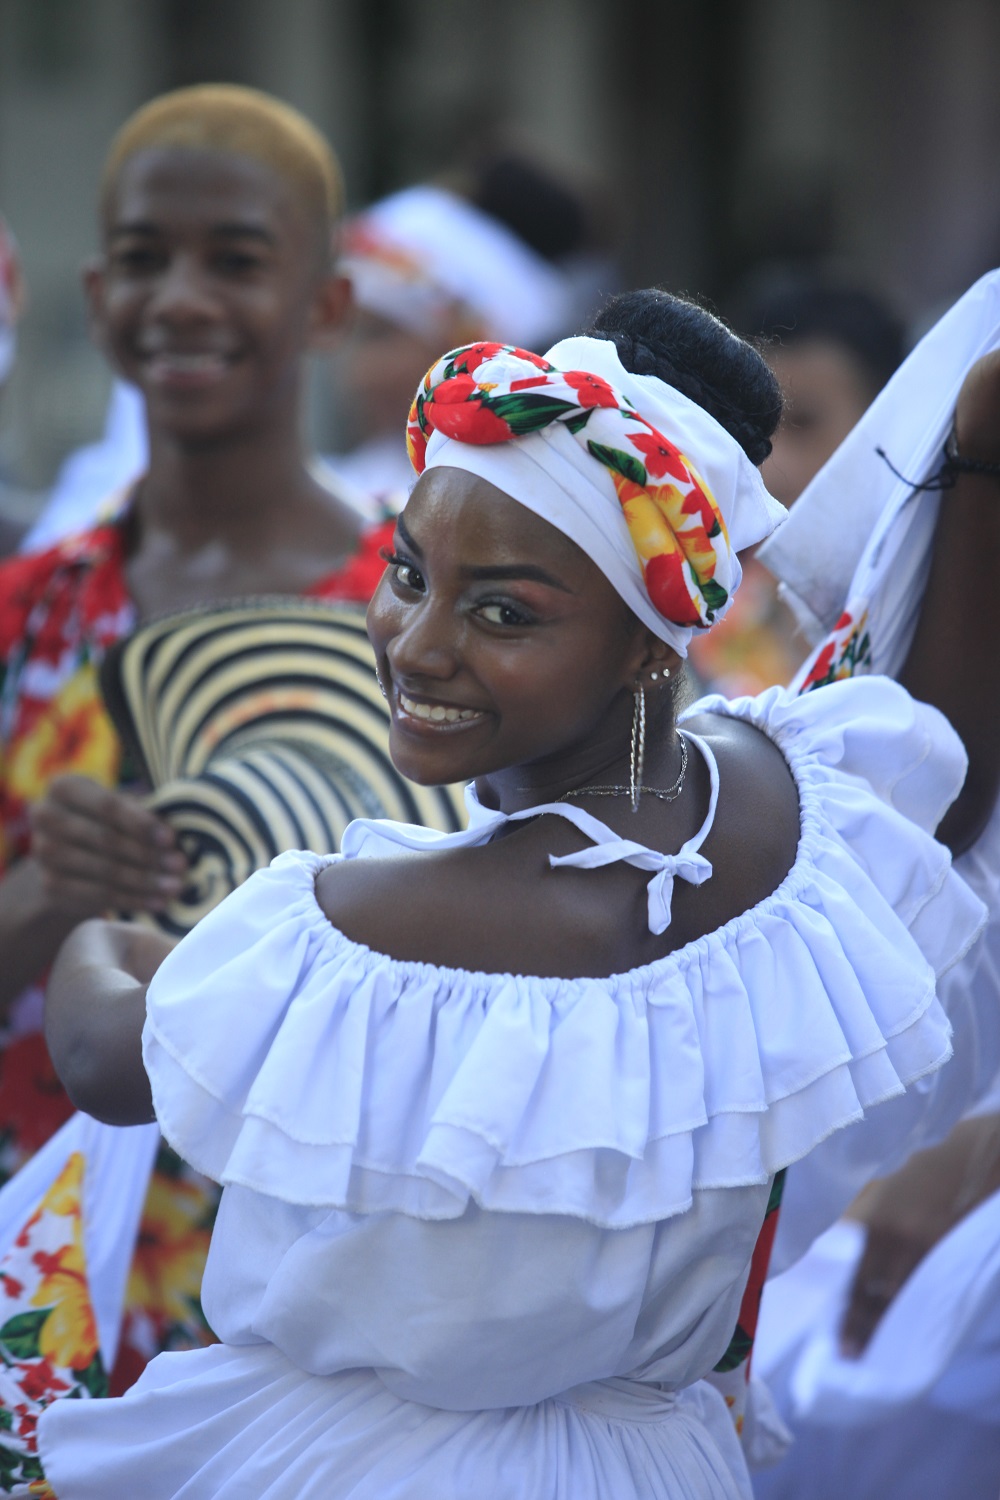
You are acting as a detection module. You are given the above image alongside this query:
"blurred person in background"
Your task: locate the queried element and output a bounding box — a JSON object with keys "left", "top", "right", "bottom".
{"left": 749, "top": 269, "right": 1000, "bottom": 1500}
{"left": 326, "top": 148, "right": 613, "bottom": 504}
{"left": 0, "top": 217, "right": 43, "bottom": 555}
{"left": 688, "top": 275, "right": 906, "bottom": 697}
{"left": 751, "top": 276, "right": 907, "bottom": 509}
{"left": 0, "top": 82, "right": 396, "bottom": 1396}
{"left": 704, "top": 279, "right": 1000, "bottom": 1500}
{"left": 688, "top": 280, "right": 998, "bottom": 1496}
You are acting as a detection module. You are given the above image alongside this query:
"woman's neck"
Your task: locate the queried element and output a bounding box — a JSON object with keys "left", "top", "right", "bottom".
{"left": 478, "top": 698, "right": 682, "bottom": 817}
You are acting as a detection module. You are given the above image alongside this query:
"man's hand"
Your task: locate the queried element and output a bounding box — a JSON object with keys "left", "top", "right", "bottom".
{"left": 840, "top": 1113, "right": 1000, "bottom": 1357}
{"left": 30, "top": 774, "right": 186, "bottom": 918}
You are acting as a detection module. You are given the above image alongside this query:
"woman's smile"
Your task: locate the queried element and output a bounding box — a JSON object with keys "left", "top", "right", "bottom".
{"left": 395, "top": 689, "right": 487, "bottom": 730}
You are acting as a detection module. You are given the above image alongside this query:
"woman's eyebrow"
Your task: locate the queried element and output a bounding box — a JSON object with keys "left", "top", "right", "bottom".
{"left": 460, "top": 564, "right": 573, "bottom": 591}
{"left": 397, "top": 515, "right": 572, "bottom": 591}
{"left": 396, "top": 514, "right": 423, "bottom": 555}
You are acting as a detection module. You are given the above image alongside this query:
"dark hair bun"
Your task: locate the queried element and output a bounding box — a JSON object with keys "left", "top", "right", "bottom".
{"left": 587, "top": 290, "right": 783, "bottom": 467}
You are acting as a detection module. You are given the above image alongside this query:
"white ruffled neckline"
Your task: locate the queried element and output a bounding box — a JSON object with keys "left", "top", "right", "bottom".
{"left": 143, "top": 678, "right": 987, "bottom": 1227}
{"left": 286, "top": 699, "right": 859, "bottom": 986}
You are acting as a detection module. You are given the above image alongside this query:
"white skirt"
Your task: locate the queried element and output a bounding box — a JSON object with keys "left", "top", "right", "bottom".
{"left": 38, "top": 1344, "right": 752, "bottom": 1500}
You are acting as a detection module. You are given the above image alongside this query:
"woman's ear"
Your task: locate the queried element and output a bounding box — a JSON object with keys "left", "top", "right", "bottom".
{"left": 626, "top": 627, "right": 682, "bottom": 688}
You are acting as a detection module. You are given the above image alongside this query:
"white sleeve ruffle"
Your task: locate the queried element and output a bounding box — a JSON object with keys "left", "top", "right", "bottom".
{"left": 772, "top": 775, "right": 1000, "bottom": 1271}
{"left": 143, "top": 676, "right": 986, "bottom": 1230}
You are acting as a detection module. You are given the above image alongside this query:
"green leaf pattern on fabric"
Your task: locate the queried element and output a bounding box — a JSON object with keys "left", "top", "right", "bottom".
{"left": 586, "top": 441, "right": 648, "bottom": 488}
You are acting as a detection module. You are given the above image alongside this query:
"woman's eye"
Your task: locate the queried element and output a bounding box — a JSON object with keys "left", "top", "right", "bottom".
{"left": 395, "top": 563, "right": 425, "bottom": 591}
{"left": 380, "top": 552, "right": 425, "bottom": 593}
{"left": 478, "top": 601, "right": 530, "bottom": 627}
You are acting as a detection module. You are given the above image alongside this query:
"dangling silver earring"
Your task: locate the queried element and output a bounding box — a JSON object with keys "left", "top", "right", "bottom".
{"left": 375, "top": 667, "right": 388, "bottom": 700}
{"left": 629, "top": 684, "right": 646, "bottom": 812}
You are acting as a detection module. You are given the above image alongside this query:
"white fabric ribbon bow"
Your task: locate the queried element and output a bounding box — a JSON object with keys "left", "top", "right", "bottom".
{"left": 548, "top": 838, "right": 714, "bottom": 936}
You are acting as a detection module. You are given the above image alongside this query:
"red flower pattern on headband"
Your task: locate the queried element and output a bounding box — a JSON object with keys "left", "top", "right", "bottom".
{"left": 564, "top": 371, "right": 618, "bottom": 408}
{"left": 629, "top": 431, "right": 692, "bottom": 485}
{"left": 420, "top": 375, "right": 514, "bottom": 445}
{"left": 406, "top": 342, "right": 733, "bottom": 630}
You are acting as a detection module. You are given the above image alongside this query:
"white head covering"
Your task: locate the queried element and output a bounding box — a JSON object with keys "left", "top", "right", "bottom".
{"left": 342, "top": 185, "right": 574, "bottom": 348}
{"left": 419, "top": 335, "right": 786, "bottom": 656}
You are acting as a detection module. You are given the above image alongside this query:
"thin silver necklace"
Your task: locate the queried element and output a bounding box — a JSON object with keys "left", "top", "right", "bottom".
{"left": 555, "top": 734, "right": 689, "bottom": 804}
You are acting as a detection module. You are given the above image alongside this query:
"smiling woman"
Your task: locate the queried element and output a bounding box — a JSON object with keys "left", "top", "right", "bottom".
{"left": 34, "top": 288, "right": 1000, "bottom": 1500}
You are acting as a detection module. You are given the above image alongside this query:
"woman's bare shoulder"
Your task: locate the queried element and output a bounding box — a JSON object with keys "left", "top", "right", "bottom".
{"left": 314, "top": 711, "right": 802, "bottom": 979}
{"left": 313, "top": 836, "right": 584, "bottom": 975}
{"left": 681, "top": 709, "right": 801, "bottom": 918}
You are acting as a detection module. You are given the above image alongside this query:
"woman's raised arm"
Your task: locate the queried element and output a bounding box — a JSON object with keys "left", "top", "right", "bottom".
{"left": 44, "top": 919, "right": 175, "bottom": 1126}
{"left": 899, "top": 349, "right": 1000, "bottom": 853}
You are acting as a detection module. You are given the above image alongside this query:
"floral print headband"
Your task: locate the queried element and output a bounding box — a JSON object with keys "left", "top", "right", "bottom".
{"left": 406, "top": 340, "right": 753, "bottom": 641}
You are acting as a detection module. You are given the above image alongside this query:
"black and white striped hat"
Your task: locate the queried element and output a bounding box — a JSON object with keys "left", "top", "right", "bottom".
{"left": 100, "top": 598, "right": 467, "bottom": 935}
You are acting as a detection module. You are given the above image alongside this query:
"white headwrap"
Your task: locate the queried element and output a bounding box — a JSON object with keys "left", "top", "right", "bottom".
{"left": 410, "top": 335, "right": 786, "bottom": 656}
{"left": 342, "top": 185, "right": 574, "bottom": 348}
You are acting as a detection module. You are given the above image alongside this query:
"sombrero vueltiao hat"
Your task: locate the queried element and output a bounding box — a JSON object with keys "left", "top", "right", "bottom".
{"left": 100, "top": 598, "right": 467, "bottom": 935}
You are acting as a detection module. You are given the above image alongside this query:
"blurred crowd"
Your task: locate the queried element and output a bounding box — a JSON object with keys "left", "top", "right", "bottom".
{"left": 0, "top": 135, "right": 914, "bottom": 568}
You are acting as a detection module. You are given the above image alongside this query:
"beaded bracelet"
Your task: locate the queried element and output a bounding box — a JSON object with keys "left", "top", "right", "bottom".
{"left": 943, "top": 425, "right": 1000, "bottom": 479}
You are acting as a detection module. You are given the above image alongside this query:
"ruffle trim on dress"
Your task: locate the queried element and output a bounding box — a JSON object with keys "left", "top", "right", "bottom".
{"left": 143, "top": 677, "right": 986, "bottom": 1228}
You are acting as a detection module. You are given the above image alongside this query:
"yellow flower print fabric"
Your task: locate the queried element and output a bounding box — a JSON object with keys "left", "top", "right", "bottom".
{"left": 0, "top": 1153, "right": 105, "bottom": 1494}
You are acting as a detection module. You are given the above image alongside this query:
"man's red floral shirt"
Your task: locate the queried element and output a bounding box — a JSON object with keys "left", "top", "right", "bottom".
{"left": 0, "top": 513, "right": 391, "bottom": 1393}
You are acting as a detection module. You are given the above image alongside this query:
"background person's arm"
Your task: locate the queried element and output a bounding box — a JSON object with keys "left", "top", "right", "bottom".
{"left": 0, "top": 773, "right": 185, "bottom": 1019}
{"left": 900, "top": 349, "right": 1000, "bottom": 853}
{"left": 840, "top": 1111, "right": 1000, "bottom": 1355}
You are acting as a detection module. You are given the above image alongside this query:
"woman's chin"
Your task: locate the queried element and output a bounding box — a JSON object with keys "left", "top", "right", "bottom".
{"left": 388, "top": 718, "right": 491, "bottom": 788}
{"left": 389, "top": 741, "right": 471, "bottom": 789}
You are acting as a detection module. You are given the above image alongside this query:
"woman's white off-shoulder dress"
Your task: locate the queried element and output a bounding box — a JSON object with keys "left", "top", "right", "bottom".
{"left": 37, "top": 680, "right": 989, "bottom": 1499}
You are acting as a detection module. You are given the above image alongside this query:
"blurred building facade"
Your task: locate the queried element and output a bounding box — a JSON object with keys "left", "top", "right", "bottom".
{"left": 2, "top": 0, "right": 1000, "bottom": 483}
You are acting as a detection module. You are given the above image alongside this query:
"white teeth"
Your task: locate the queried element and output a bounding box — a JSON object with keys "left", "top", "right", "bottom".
{"left": 399, "top": 692, "right": 481, "bottom": 724}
